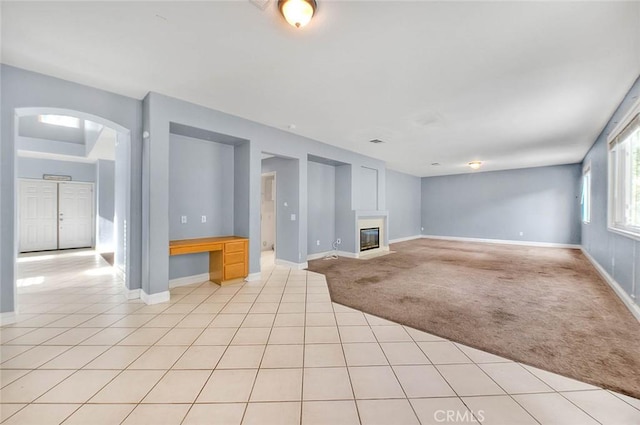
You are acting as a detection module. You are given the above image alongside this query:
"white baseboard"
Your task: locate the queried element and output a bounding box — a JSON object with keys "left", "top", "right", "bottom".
{"left": 247, "top": 272, "right": 262, "bottom": 281}
{"left": 390, "top": 235, "right": 422, "bottom": 244}
{"left": 336, "top": 250, "right": 358, "bottom": 259}
{"left": 421, "top": 234, "right": 581, "bottom": 249}
{"left": 120, "top": 281, "right": 140, "bottom": 300}
{"left": 581, "top": 248, "right": 640, "bottom": 323}
{"left": 169, "top": 273, "right": 210, "bottom": 289}
{"left": 140, "top": 289, "right": 170, "bottom": 305}
{"left": 124, "top": 288, "right": 141, "bottom": 300}
{"left": 275, "top": 259, "right": 309, "bottom": 270}
{"left": 0, "top": 311, "right": 18, "bottom": 326}
{"left": 307, "top": 251, "right": 333, "bottom": 261}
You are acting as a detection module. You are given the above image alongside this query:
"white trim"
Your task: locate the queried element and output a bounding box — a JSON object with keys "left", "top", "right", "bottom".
{"left": 307, "top": 251, "right": 333, "bottom": 261}
{"left": 389, "top": 235, "right": 422, "bottom": 244}
{"left": 581, "top": 248, "right": 640, "bottom": 323}
{"left": 274, "top": 259, "right": 308, "bottom": 269}
{"left": 114, "top": 265, "right": 126, "bottom": 281}
{"left": 124, "top": 288, "right": 140, "bottom": 300}
{"left": 169, "top": 273, "right": 210, "bottom": 289}
{"left": 140, "top": 289, "right": 170, "bottom": 305}
{"left": 606, "top": 96, "right": 640, "bottom": 144}
{"left": 607, "top": 226, "right": 640, "bottom": 242}
{"left": 336, "top": 250, "right": 358, "bottom": 259}
{"left": 421, "top": 234, "right": 581, "bottom": 249}
{"left": 0, "top": 311, "right": 18, "bottom": 326}
{"left": 246, "top": 272, "right": 262, "bottom": 281}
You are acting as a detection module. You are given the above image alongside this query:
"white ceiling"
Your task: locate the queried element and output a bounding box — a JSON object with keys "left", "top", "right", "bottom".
{"left": 2, "top": 1, "right": 639, "bottom": 177}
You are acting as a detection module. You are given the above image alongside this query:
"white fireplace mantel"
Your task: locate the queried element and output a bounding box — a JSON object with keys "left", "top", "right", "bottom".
{"left": 354, "top": 210, "right": 389, "bottom": 258}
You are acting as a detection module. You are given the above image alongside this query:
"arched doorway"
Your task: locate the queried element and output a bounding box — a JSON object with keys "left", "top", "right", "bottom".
{"left": 11, "top": 107, "right": 135, "bottom": 312}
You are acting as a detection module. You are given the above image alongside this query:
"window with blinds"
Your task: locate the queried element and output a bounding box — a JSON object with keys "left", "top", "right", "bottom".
{"left": 609, "top": 110, "right": 640, "bottom": 238}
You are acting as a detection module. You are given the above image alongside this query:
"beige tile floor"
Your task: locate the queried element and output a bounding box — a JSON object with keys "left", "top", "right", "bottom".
{"left": 1, "top": 250, "right": 639, "bottom": 424}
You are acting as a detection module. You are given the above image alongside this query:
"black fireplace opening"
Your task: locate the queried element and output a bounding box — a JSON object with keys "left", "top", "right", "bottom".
{"left": 360, "top": 227, "right": 380, "bottom": 252}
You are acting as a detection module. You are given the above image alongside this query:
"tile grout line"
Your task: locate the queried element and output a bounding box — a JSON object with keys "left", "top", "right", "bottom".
{"left": 333, "top": 296, "right": 363, "bottom": 424}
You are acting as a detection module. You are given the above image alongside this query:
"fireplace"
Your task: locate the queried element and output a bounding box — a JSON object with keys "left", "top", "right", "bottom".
{"left": 360, "top": 227, "right": 380, "bottom": 252}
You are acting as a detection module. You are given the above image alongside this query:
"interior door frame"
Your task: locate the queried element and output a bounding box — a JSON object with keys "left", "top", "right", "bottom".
{"left": 17, "top": 178, "right": 95, "bottom": 252}
{"left": 261, "top": 171, "right": 277, "bottom": 258}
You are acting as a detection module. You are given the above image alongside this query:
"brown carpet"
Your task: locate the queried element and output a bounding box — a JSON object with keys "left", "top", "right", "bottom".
{"left": 307, "top": 238, "right": 640, "bottom": 399}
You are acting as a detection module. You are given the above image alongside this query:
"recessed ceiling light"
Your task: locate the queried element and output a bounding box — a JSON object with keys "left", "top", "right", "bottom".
{"left": 468, "top": 161, "right": 482, "bottom": 170}
{"left": 369, "top": 139, "right": 384, "bottom": 144}
{"left": 38, "top": 115, "right": 80, "bottom": 128}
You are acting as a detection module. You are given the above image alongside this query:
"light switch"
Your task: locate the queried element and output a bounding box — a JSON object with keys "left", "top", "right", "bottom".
{"left": 181, "top": 216, "right": 187, "bottom": 224}
{"left": 202, "top": 215, "right": 207, "bottom": 223}
{"left": 290, "top": 214, "right": 296, "bottom": 221}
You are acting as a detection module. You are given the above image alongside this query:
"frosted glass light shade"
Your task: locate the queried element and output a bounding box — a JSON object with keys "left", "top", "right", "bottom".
{"left": 278, "top": 0, "right": 316, "bottom": 28}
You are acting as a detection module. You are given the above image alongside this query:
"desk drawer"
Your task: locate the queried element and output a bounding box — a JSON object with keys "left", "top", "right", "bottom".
{"left": 225, "top": 263, "right": 246, "bottom": 280}
{"left": 225, "top": 241, "right": 246, "bottom": 253}
{"left": 225, "top": 251, "right": 245, "bottom": 265}
{"left": 170, "top": 243, "right": 222, "bottom": 255}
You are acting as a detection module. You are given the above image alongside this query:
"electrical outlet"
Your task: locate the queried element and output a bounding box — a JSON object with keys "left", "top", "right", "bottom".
{"left": 181, "top": 216, "right": 187, "bottom": 224}
{"left": 316, "top": 240, "right": 320, "bottom": 246}
{"left": 421, "top": 227, "right": 424, "bottom": 231}
{"left": 519, "top": 231, "right": 524, "bottom": 236}
{"left": 201, "top": 215, "right": 207, "bottom": 223}
{"left": 290, "top": 214, "right": 296, "bottom": 221}
{"left": 336, "top": 238, "right": 341, "bottom": 245}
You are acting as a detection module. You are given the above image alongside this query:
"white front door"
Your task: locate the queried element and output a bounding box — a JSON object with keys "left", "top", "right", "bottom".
{"left": 19, "top": 180, "right": 59, "bottom": 252}
{"left": 58, "top": 182, "right": 94, "bottom": 249}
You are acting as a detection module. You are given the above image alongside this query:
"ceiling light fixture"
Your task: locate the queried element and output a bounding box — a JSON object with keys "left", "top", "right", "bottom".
{"left": 468, "top": 161, "right": 482, "bottom": 170}
{"left": 278, "top": 0, "right": 316, "bottom": 28}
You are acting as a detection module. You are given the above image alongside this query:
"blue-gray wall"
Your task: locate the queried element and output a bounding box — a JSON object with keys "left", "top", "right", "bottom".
{"left": 421, "top": 164, "right": 582, "bottom": 245}
{"left": 168, "top": 134, "right": 234, "bottom": 279}
{"left": 335, "top": 164, "right": 356, "bottom": 253}
{"left": 307, "top": 161, "right": 336, "bottom": 255}
{"left": 262, "top": 156, "right": 300, "bottom": 264}
{"left": 17, "top": 157, "right": 96, "bottom": 182}
{"left": 359, "top": 166, "right": 379, "bottom": 211}
{"left": 96, "top": 159, "right": 115, "bottom": 252}
{"left": 582, "top": 75, "right": 640, "bottom": 304}
{"left": 1, "top": 65, "right": 143, "bottom": 313}
{"left": 142, "top": 91, "right": 385, "bottom": 295}
{"left": 386, "top": 169, "right": 421, "bottom": 241}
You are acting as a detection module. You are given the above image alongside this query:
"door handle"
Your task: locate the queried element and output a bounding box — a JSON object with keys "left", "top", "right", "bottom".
{"left": 59, "top": 218, "right": 64, "bottom": 221}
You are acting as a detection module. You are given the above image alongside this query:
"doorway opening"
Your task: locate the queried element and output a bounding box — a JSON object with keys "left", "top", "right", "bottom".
{"left": 12, "top": 107, "right": 133, "bottom": 314}
{"left": 261, "top": 171, "right": 276, "bottom": 268}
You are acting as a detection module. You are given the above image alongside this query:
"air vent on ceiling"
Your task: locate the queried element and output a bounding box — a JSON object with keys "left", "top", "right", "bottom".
{"left": 249, "top": 0, "right": 271, "bottom": 10}
{"left": 369, "top": 139, "right": 385, "bottom": 144}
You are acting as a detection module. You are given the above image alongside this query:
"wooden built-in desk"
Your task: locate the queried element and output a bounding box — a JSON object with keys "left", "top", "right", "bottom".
{"left": 169, "top": 236, "right": 249, "bottom": 285}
